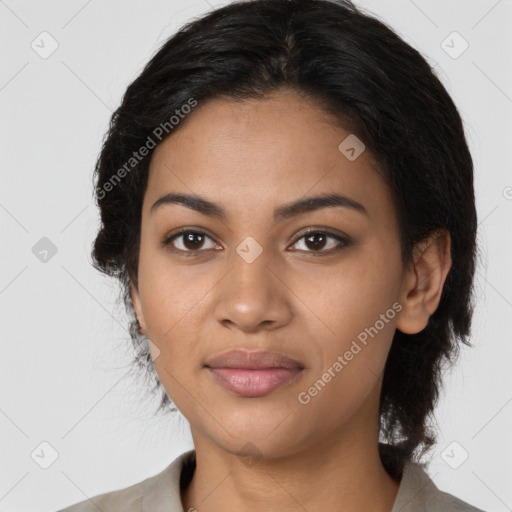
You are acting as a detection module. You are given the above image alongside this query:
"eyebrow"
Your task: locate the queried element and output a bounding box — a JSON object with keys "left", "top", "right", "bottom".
{"left": 150, "top": 192, "right": 368, "bottom": 221}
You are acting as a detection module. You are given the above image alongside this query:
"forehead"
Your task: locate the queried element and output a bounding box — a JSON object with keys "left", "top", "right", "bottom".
{"left": 145, "top": 90, "right": 392, "bottom": 223}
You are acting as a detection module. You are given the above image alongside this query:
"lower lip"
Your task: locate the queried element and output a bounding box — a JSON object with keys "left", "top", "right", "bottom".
{"left": 206, "top": 367, "right": 303, "bottom": 397}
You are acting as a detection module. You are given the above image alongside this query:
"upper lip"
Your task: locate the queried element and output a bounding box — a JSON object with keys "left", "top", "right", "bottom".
{"left": 204, "top": 349, "right": 304, "bottom": 370}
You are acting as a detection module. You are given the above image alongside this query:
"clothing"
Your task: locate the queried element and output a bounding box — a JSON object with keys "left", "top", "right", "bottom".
{"left": 58, "top": 449, "right": 486, "bottom": 512}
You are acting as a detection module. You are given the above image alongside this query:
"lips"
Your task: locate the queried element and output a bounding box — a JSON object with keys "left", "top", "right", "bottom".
{"left": 205, "top": 349, "right": 304, "bottom": 370}
{"left": 204, "top": 349, "right": 305, "bottom": 398}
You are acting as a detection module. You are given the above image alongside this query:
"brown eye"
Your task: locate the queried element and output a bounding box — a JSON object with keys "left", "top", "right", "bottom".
{"left": 162, "top": 230, "right": 218, "bottom": 253}
{"left": 290, "top": 230, "right": 351, "bottom": 254}
{"left": 304, "top": 232, "right": 328, "bottom": 250}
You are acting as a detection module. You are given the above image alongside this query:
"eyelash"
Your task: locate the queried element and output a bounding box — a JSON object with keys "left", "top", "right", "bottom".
{"left": 161, "top": 228, "right": 351, "bottom": 257}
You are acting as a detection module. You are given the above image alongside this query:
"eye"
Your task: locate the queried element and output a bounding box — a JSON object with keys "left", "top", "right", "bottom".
{"left": 289, "top": 229, "right": 351, "bottom": 255}
{"left": 162, "top": 229, "right": 219, "bottom": 254}
{"left": 161, "top": 228, "right": 351, "bottom": 256}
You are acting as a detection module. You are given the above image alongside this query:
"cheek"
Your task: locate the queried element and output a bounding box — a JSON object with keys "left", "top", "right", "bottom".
{"left": 305, "top": 252, "right": 401, "bottom": 399}
{"left": 140, "top": 279, "right": 208, "bottom": 363}
{"left": 140, "top": 277, "right": 207, "bottom": 412}
{"left": 137, "top": 244, "right": 207, "bottom": 336}
{"left": 295, "top": 301, "right": 397, "bottom": 435}
{"left": 308, "top": 251, "right": 401, "bottom": 343}
{"left": 136, "top": 250, "right": 216, "bottom": 392}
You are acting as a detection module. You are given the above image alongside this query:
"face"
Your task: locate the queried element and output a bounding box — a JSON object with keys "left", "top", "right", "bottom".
{"left": 130, "top": 89, "right": 443, "bottom": 459}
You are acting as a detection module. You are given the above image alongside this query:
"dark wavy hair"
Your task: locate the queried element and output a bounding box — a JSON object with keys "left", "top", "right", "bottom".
{"left": 90, "top": 0, "right": 479, "bottom": 476}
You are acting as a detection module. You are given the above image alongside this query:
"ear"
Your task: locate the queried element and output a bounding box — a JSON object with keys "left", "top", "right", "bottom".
{"left": 396, "top": 229, "right": 452, "bottom": 334}
{"left": 130, "top": 281, "right": 147, "bottom": 334}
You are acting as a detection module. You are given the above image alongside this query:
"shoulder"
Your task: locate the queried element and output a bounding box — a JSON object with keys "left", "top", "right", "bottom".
{"left": 434, "top": 486, "right": 488, "bottom": 512}
{"left": 57, "top": 450, "right": 195, "bottom": 512}
{"left": 58, "top": 474, "right": 147, "bottom": 512}
{"left": 394, "top": 459, "right": 488, "bottom": 512}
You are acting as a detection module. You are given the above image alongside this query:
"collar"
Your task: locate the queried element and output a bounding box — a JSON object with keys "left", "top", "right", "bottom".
{"left": 141, "top": 449, "right": 467, "bottom": 512}
{"left": 142, "top": 449, "right": 195, "bottom": 511}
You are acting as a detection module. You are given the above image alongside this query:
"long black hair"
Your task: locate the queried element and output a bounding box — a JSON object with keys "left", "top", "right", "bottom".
{"left": 90, "top": 0, "right": 479, "bottom": 475}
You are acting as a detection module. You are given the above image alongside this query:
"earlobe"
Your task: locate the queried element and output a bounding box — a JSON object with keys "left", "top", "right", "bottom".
{"left": 396, "top": 229, "right": 452, "bottom": 335}
{"left": 130, "top": 281, "right": 147, "bottom": 334}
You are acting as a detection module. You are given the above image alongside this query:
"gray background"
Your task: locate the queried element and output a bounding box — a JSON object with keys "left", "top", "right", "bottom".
{"left": 0, "top": 0, "right": 510, "bottom": 510}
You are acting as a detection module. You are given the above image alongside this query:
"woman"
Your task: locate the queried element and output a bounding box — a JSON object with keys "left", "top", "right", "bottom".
{"left": 59, "top": 0, "right": 486, "bottom": 510}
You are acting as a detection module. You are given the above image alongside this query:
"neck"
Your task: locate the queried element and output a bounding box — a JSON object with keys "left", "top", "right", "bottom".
{"left": 181, "top": 431, "right": 401, "bottom": 512}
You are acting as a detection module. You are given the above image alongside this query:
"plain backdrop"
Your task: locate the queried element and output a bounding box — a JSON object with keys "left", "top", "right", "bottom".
{"left": 0, "top": 0, "right": 511, "bottom": 511}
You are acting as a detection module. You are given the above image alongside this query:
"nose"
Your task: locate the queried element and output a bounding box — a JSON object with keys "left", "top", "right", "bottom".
{"left": 213, "top": 246, "right": 293, "bottom": 333}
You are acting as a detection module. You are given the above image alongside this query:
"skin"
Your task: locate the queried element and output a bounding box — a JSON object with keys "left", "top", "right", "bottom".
{"left": 130, "top": 88, "right": 452, "bottom": 512}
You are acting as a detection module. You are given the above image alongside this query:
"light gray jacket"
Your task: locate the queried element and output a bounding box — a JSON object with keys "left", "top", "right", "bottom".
{"left": 58, "top": 449, "right": 486, "bottom": 512}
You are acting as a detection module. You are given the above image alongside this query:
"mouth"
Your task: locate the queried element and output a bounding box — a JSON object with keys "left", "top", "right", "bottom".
{"left": 204, "top": 349, "right": 305, "bottom": 398}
